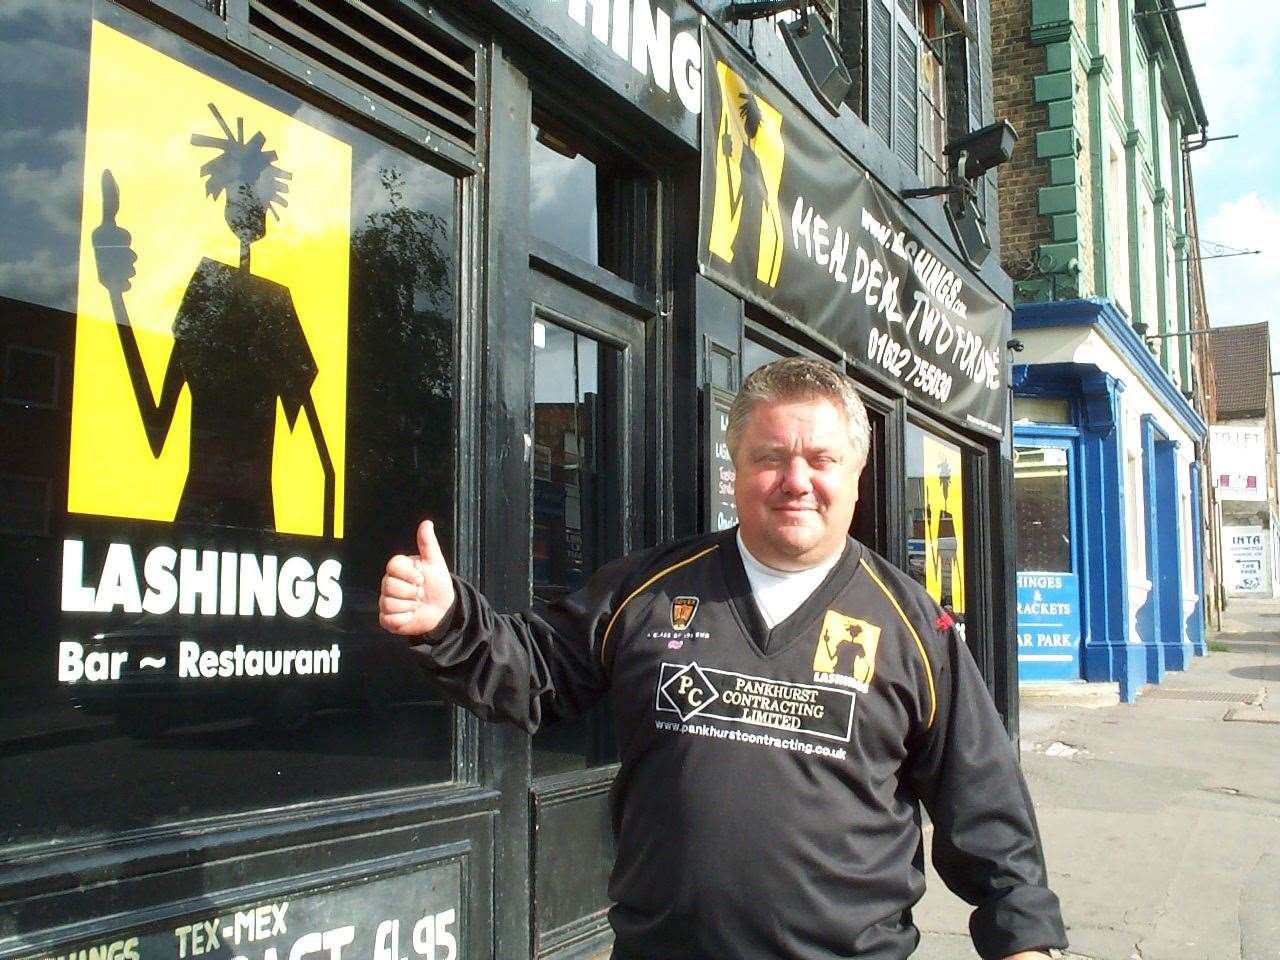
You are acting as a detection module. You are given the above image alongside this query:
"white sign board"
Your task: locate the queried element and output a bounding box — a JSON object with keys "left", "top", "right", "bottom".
{"left": 1210, "top": 425, "right": 1267, "bottom": 502}
{"left": 1224, "top": 526, "right": 1267, "bottom": 594}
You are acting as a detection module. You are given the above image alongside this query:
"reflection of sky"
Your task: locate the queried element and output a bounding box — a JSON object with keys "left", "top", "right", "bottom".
{"left": 0, "top": 3, "right": 92, "bottom": 313}
{"left": 535, "top": 323, "right": 599, "bottom": 404}
{"left": 529, "top": 131, "right": 598, "bottom": 265}
{"left": 0, "top": 3, "right": 458, "bottom": 319}
{"left": 904, "top": 422, "right": 960, "bottom": 481}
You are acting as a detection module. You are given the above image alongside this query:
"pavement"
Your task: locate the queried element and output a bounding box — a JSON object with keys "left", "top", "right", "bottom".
{"left": 911, "top": 598, "right": 1280, "bottom": 960}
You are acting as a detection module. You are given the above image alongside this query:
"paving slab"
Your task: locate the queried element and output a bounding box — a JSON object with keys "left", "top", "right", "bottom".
{"left": 911, "top": 626, "right": 1280, "bottom": 960}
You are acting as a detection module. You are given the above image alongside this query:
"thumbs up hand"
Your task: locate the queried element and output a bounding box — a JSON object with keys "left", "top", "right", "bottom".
{"left": 379, "top": 520, "right": 457, "bottom": 637}
{"left": 92, "top": 169, "right": 137, "bottom": 295}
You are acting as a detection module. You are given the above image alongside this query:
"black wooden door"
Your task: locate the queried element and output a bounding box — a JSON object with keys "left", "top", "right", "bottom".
{"left": 526, "top": 265, "right": 649, "bottom": 959}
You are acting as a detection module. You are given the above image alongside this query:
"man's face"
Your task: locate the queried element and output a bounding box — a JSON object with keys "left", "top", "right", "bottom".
{"left": 733, "top": 396, "right": 862, "bottom": 571}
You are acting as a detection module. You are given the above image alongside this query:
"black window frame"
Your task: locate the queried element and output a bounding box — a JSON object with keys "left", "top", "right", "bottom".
{"left": 0, "top": 0, "right": 489, "bottom": 881}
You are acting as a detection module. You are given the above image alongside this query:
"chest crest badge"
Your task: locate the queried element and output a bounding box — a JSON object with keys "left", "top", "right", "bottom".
{"left": 671, "top": 596, "right": 699, "bottom": 630}
{"left": 813, "top": 611, "right": 882, "bottom": 690}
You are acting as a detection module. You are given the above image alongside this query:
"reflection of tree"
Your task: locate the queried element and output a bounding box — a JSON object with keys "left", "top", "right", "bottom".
{"left": 345, "top": 167, "right": 454, "bottom": 617}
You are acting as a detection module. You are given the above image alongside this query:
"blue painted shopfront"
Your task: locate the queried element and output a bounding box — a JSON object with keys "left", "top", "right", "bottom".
{"left": 1012, "top": 299, "right": 1207, "bottom": 701}
{"left": 1013, "top": 436, "right": 1082, "bottom": 681}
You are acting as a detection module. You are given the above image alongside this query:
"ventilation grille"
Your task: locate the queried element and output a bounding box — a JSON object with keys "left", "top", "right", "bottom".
{"left": 1141, "top": 689, "right": 1261, "bottom": 704}
{"left": 249, "top": 0, "right": 477, "bottom": 149}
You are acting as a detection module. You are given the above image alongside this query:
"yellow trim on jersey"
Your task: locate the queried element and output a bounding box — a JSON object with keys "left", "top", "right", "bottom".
{"left": 859, "top": 558, "right": 938, "bottom": 729}
{"left": 600, "top": 544, "right": 721, "bottom": 664}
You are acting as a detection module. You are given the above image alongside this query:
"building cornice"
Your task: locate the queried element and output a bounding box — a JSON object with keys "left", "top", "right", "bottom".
{"left": 1012, "top": 297, "right": 1207, "bottom": 439}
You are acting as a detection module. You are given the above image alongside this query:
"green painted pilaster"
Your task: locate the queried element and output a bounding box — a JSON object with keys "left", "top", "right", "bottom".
{"left": 1020, "top": 1, "right": 1087, "bottom": 302}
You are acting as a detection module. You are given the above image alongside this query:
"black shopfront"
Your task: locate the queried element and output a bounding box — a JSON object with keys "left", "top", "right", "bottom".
{"left": 0, "top": 1, "right": 1017, "bottom": 957}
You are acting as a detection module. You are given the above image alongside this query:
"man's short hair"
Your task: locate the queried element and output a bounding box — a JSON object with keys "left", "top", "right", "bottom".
{"left": 726, "top": 357, "right": 870, "bottom": 470}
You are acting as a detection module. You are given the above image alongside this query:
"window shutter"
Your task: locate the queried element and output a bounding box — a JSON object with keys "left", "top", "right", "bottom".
{"left": 869, "top": 0, "right": 894, "bottom": 145}
{"left": 894, "top": 23, "right": 918, "bottom": 171}
{"left": 966, "top": 0, "right": 992, "bottom": 217}
{"left": 247, "top": 0, "right": 478, "bottom": 150}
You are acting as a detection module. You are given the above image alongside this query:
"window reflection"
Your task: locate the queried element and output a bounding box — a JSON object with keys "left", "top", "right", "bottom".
{"left": 0, "top": 2, "right": 457, "bottom": 853}
{"left": 533, "top": 321, "right": 604, "bottom": 602}
{"left": 529, "top": 127, "right": 600, "bottom": 267}
{"left": 528, "top": 116, "right": 652, "bottom": 286}
{"left": 531, "top": 318, "right": 618, "bottom": 775}
{"left": 1014, "top": 445, "right": 1072, "bottom": 572}
{"left": 904, "top": 422, "right": 967, "bottom": 624}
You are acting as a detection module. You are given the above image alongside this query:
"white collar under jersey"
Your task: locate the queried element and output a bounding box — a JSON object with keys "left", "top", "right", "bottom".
{"left": 736, "top": 531, "right": 843, "bottom": 630}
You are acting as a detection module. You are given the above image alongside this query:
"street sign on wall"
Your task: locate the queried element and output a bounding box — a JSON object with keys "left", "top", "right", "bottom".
{"left": 1223, "top": 526, "right": 1267, "bottom": 594}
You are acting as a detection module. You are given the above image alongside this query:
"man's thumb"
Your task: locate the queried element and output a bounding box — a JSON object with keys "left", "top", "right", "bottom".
{"left": 417, "top": 519, "right": 443, "bottom": 566}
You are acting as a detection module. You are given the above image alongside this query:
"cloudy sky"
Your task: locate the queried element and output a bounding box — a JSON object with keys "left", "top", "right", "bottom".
{"left": 1182, "top": 2, "right": 1280, "bottom": 355}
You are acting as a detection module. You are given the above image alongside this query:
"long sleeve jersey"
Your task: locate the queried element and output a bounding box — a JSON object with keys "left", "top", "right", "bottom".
{"left": 413, "top": 529, "right": 1067, "bottom": 959}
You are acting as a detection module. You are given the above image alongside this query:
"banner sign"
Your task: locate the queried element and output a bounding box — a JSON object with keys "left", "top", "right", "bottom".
{"left": 1210, "top": 425, "right": 1267, "bottom": 502}
{"left": 24, "top": 859, "right": 463, "bottom": 960}
{"left": 697, "top": 28, "right": 1009, "bottom": 437}
{"left": 1015, "top": 571, "right": 1080, "bottom": 681}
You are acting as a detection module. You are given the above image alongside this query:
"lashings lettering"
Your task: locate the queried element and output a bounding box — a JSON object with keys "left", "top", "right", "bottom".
{"left": 60, "top": 539, "right": 342, "bottom": 619}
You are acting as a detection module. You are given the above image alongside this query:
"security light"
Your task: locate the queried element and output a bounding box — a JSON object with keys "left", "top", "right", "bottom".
{"left": 944, "top": 120, "right": 1018, "bottom": 181}
{"left": 902, "top": 120, "right": 1016, "bottom": 267}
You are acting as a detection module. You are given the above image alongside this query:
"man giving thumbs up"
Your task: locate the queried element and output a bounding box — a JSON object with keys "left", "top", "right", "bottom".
{"left": 377, "top": 358, "right": 1065, "bottom": 960}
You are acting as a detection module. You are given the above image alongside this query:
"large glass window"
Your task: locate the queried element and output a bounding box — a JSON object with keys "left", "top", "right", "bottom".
{"left": 904, "top": 422, "right": 968, "bottom": 625}
{"left": 1014, "top": 445, "right": 1072, "bottom": 571}
{"left": 742, "top": 334, "right": 786, "bottom": 377}
{"left": 0, "top": 2, "right": 460, "bottom": 853}
{"left": 528, "top": 116, "right": 652, "bottom": 285}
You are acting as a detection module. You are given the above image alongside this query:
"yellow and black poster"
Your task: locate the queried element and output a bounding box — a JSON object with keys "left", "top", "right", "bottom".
{"left": 697, "top": 27, "right": 1010, "bottom": 439}
{"left": 68, "top": 21, "right": 351, "bottom": 538}
{"left": 922, "top": 435, "right": 966, "bottom": 615}
{"left": 707, "top": 58, "right": 785, "bottom": 287}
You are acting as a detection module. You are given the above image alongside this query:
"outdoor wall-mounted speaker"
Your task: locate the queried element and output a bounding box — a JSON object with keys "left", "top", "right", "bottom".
{"left": 946, "top": 195, "right": 992, "bottom": 268}
{"left": 781, "top": 12, "right": 853, "bottom": 115}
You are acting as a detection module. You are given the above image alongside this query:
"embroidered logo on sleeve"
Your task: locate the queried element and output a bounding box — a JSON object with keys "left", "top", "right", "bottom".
{"left": 812, "top": 611, "right": 881, "bottom": 693}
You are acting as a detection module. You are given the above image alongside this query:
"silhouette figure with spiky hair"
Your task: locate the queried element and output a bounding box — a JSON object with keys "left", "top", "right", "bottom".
{"left": 720, "top": 89, "right": 772, "bottom": 281}
{"left": 92, "top": 102, "right": 336, "bottom": 537}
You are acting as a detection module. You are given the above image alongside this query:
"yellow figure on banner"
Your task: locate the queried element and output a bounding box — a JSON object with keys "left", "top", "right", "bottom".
{"left": 708, "top": 60, "right": 785, "bottom": 287}
{"left": 69, "top": 22, "right": 351, "bottom": 539}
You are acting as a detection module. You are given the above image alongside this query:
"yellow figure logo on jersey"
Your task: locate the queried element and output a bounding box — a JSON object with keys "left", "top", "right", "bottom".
{"left": 707, "top": 60, "right": 785, "bottom": 287}
{"left": 68, "top": 21, "right": 351, "bottom": 538}
{"left": 814, "top": 611, "right": 881, "bottom": 688}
